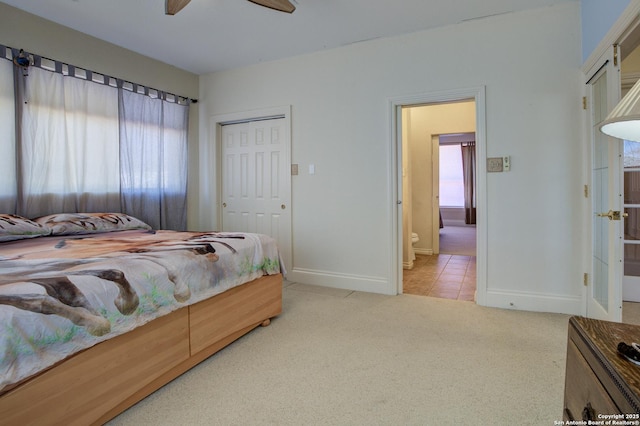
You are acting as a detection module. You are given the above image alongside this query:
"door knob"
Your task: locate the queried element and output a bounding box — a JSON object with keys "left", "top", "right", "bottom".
{"left": 596, "top": 210, "right": 628, "bottom": 221}
{"left": 222, "top": 202, "right": 227, "bottom": 208}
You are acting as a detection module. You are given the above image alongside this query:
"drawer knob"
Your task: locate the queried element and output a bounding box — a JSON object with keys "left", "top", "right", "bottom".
{"left": 582, "top": 402, "right": 595, "bottom": 421}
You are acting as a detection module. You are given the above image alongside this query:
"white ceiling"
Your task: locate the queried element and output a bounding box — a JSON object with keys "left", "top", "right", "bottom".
{"left": 2, "top": 0, "right": 577, "bottom": 75}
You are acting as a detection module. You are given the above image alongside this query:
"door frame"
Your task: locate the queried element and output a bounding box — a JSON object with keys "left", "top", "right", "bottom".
{"left": 208, "top": 105, "right": 293, "bottom": 271}
{"left": 388, "top": 86, "right": 487, "bottom": 303}
{"left": 431, "top": 135, "right": 440, "bottom": 255}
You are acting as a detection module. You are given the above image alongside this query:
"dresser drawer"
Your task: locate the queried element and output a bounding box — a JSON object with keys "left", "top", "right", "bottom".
{"left": 564, "top": 339, "right": 619, "bottom": 420}
{"left": 564, "top": 316, "right": 640, "bottom": 420}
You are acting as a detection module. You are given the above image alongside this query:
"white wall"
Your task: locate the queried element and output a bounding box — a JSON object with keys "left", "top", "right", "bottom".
{"left": 199, "top": 3, "right": 584, "bottom": 313}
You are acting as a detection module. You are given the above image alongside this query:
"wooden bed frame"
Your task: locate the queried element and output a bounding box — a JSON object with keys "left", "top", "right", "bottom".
{"left": 0, "top": 273, "right": 283, "bottom": 425}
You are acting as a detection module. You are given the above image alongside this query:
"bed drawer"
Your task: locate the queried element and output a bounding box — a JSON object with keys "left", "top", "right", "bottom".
{"left": 189, "top": 274, "right": 282, "bottom": 355}
{"left": 0, "top": 307, "right": 190, "bottom": 426}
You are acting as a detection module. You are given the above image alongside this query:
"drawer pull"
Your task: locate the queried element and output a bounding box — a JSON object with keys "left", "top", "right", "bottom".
{"left": 582, "top": 402, "right": 595, "bottom": 421}
{"left": 564, "top": 408, "right": 574, "bottom": 421}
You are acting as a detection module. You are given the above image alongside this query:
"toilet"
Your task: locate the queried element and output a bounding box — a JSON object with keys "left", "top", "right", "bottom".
{"left": 411, "top": 232, "right": 419, "bottom": 261}
{"left": 411, "top": 232, "right": 419, "bottom": 245}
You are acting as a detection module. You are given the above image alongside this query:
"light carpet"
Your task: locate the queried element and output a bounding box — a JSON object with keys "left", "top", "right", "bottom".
{"left": 108, "top": 281, "right": 570, "bottom": 426}
{"left": 439, "top": 225, "right": 476, "bottom": 257}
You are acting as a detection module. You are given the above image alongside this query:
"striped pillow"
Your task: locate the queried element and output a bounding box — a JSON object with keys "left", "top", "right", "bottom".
{"left": 0, "top": 214, "right": 51, "bottom": 242}
{"left": 34, "top": 213, "right": 151, "bottom": 236}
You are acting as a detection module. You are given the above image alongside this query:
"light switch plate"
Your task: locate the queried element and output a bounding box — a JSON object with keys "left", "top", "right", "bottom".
{"left": 291, "top": 164, "right": 298, "bottom": 175}
{"left": 487, "top": 157, "right": 503, "bottom": 172}
{"left": 502, "top": 156, "right": 510, "bottom": 172}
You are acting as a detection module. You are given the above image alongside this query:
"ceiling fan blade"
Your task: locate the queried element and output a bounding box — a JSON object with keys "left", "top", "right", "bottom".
{"left": 247, "top": 0, "right": 296, "bottom": 14}
{"left": 165, "top": 0, "right": 191, "bottom": 15}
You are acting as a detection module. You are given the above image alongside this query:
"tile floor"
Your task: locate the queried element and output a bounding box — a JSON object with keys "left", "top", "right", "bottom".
{"left": 403, "top": 254, "right": 476, "bottom": 301}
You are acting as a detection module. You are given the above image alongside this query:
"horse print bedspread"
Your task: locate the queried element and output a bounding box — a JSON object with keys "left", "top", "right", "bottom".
{"left": 0, "top": 229, "right": 282, "bottom": 394}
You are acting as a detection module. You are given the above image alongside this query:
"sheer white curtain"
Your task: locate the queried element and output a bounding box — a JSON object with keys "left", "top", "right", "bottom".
{"left": 19, "top": 66, "right": 120, "bottom": 217}
{"left": 0, "top": 56, "right": 16, "bottom": 212}
{"left": 119, "top": 89, "right": 188, "bottom": 230}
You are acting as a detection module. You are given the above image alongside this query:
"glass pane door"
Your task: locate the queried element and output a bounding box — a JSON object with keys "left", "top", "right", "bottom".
{"left": 624, "top": 142, "right": 640, "bottom": 301}
{"left": 593, "top": 69, "right": 610, "bottom": 311}
{"left": 588, "top": 45, "right": 623, "bottom": 322}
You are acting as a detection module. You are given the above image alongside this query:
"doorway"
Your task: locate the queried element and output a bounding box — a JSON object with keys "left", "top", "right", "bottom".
{"left": 401, "top": 103, "right": 477, "bottom": 300}
{"left": 390, "top": 87, "right": 486, "bottom": 304}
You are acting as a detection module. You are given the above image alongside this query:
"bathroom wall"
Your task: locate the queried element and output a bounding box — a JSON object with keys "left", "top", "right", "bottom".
{"left": 404, "top": 101, "right": 476, "bottom": 258}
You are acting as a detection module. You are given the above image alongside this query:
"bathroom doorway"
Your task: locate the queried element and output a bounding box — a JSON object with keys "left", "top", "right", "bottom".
{"left": 401, "top": 101, "right": 478, "bottom": 301}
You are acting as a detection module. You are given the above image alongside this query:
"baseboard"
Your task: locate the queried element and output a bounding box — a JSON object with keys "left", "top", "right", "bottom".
{"left": 442, "top": 220, "right": 466, "bottom": 227}
{"left": 287, "top": 268, "right": 391, "bottom": 295}
{"left": 403, "top": 260, "right": 414, "bottom": 270}
{"left": 482, "top": 288, "right": 582, "bottom": 315}
{"left": 413, "top": 248, "right": 433, "bottom": 256}
{"left": 288, "top": 269, "right": 583, "bottom": 314}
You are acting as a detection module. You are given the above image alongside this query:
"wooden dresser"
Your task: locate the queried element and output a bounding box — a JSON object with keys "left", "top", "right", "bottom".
{"left": 564, "top": 316, "right": 640, "bottom": 421}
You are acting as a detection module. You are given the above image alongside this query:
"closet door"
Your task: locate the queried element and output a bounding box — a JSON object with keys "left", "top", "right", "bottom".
{"left": 221, "top": 118, "right": 291, "bottom": 271}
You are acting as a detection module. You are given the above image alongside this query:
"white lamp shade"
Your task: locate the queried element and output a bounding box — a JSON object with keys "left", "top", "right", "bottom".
{"left": 600, "top": 78, "right": 640, "bottom": 142}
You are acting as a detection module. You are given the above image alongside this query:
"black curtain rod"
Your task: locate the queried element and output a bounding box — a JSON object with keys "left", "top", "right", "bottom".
{"left": 2, "top": 44, "right": 198, "bottom": 104}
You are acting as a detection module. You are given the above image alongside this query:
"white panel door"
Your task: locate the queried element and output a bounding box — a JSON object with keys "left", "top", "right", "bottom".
{"left": 221, "top": 118, "right": 291, "bottom": 271}
{"left": 587, "top": 45, "right": 623, "bottom": 322}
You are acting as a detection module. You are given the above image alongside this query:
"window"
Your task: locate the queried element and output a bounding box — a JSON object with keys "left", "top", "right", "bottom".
{"left": 21, "top": 67, "right": 120, "bottom": 200}
{"left": 439, "top": 144, "right": 464, "bottom": 207}
{"left": 1, "top": 50, "right": 189, "bottom": 229}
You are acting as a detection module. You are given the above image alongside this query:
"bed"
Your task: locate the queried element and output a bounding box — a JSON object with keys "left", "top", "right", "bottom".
{"left": 0, "top": 213, "right": 283, "bottom": 425}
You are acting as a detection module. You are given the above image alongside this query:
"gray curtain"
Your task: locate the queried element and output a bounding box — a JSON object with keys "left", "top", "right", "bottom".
{"left": 461, "top": 142, "right": 476, "bottom": 225}
{"left": 0, "top": 50, "right": 17, "bottom": 213}
{"left": 119, "top": 88, "right": 188, "bottom": 230}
